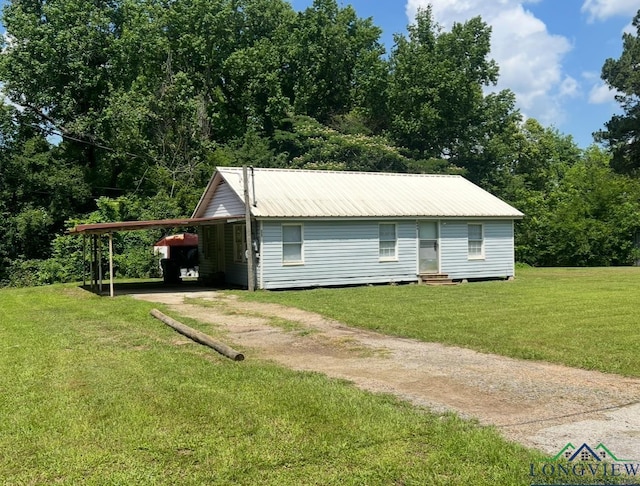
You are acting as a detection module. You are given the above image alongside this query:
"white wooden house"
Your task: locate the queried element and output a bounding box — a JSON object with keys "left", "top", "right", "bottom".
{"left": 192, "top": 167, "right": 524, "bottom": 289}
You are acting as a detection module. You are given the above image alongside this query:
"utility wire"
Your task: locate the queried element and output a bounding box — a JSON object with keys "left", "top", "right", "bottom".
{"left": 39, "top": 124, "right": 146, "bottom": 161}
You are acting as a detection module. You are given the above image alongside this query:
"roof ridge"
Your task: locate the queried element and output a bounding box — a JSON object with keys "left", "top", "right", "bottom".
{"left": 217, "top": 166, "right": 462, "bottom": 178}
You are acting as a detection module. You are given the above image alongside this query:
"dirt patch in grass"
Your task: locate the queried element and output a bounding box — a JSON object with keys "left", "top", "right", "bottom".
{"left": 134, "top": 290, "right": 640, "bottom": 460}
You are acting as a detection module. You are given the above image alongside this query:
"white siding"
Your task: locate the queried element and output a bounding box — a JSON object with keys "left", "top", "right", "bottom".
{"left": 440, "top": 220, "right": 515, "bottom": 280}
{"left": 259, "top": 220, "right": 418, "bottom": 289}
{"left": 200, "top": 218, "right": 516, "bottom": 289}
{"left": 203, "top": 181, "right": 245, "bottom": 218}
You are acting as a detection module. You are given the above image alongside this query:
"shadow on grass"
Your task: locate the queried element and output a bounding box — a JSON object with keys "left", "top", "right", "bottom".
{"left": 79, "top": 279, "right": 241, "bottom": 297}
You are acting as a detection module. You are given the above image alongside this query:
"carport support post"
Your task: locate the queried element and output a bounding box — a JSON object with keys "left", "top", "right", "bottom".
{"left": 91, "top": 235, "right": 97, "bottom": 290}
{"left": 98, "top": 235, "right": 103, "bottom": 294}
{"left": 108, "top": 232, "right": 114, "bottom": 298}
{"left": 243, "top": 165, "right": 256, "bottom": 291}
{"left": 82, "top": 234, "right": 86, "bottom": 288}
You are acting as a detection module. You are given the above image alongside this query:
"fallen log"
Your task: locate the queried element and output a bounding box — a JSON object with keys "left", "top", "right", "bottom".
{"left": 150, "top": 309, "right": 244, "bottom": 361}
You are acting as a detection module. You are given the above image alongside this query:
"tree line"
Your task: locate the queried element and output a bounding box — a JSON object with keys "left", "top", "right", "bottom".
{"left": 0, "top": 0, "right": 639, "bottom": 286}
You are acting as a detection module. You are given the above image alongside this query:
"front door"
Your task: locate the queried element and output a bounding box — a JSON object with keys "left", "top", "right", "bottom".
{"left": 418, "top": 221, "right": 439, "bottom": 274}
{"left": 214, "top": 224, "right": 225, "bottom": 273}
{"left": 204, "top": 224, "right": 226, "bottom": 275}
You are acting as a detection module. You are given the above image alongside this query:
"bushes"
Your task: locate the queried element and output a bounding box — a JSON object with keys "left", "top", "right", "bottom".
{"left": 0, "top": 194, "right": 188, "bottom": 288}
{"left": 1, "top": 259, "right": 66, "bottom": 288}
{"left": 514, "top": 148, "right": 640, "bottom": 267}
{"left": 114, "top": 247, "right": 162, "bottom": 279}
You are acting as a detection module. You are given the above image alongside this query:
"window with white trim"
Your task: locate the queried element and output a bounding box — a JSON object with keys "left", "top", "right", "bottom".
{"left": 282, "top": 224, "right": 303, "bottom": 264}
{"left": 379, "top": 223, "right": 397, "bottom": 260}
{"left": 233, "top": 224, "right": 247, "bottom": 263}
{"left": 468, "top": 224, "right": 484, "bottom": 259}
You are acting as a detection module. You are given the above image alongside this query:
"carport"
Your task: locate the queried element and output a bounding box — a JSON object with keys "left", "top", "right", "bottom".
{"left": 68, "top": 216, "right": 237, "bottom": 297}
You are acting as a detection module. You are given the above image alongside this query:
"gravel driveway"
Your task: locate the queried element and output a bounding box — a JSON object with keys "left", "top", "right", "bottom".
{"left": 133, "top": 290, "right": 640, "bottom": 459}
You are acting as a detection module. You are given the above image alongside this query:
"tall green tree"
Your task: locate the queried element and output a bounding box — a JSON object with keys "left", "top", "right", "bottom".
{"left": 596, "top": 9, "right": 640, "bottom": 174}
{"left": 0, "top": 103, "right": 90, "bottom": 273}
{"left": 387, "top": 7, "right": 512, "bottom": 166}
{"left": 0, "top": 0, "right": 121, "bottom": 188}
{"left": 286, "top": 0, "right": 386, "bottom": 125}
{"left": 513, "top": 145, "right": 640, "bottom": 266}
{"left": 513, "top": 119, "right": 581, "bottom": 193}
{"left": 0, "top": 0, "right": 301, "bottom": 200}
{"left": 455, "top": 90, "right": 523, "bottom": 189}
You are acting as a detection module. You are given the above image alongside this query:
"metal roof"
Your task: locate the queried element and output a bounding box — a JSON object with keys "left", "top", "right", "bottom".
{"left": 195, "top": 167, "right": 523, "bottom": 219}
{"left": 68, "top": 216, "right": 237, "bottom": 235}
{"left": 154, "top": 233, "right": 199, "bottom": 247}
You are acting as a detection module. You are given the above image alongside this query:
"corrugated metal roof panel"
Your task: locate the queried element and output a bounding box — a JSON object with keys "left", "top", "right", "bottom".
{"left": 211, "top": 167, "right": 524, "bottom": 219}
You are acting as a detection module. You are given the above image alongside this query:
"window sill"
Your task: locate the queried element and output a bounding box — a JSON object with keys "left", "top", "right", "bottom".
{"left": 468, "top": 256, "right": 485, "bottom": 261}
{"left": 379, "top": 258, "right": 398, "bottom": 263}
{"left": 283, "top": 262, "right": 305, "bottom": 266}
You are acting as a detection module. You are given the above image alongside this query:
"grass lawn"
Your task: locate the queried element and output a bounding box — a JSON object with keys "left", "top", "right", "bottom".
{"left": 0, "top": 284, "right": 550, "bottom": 485}
{"left": 240, "top": 267, "right": 640, "bottom": 377}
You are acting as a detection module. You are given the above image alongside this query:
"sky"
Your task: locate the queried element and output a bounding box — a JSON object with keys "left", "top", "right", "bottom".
{"left": 291, "top": 0, "right": 639, "bottom": 149}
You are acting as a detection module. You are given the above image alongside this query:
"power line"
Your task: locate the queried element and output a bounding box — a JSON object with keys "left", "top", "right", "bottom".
{"left": 27, "top": 122, "right": 146, "bottom": 161}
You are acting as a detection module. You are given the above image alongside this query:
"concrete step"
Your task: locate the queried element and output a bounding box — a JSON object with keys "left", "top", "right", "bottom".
{"left": 418, "top": 274, "right": 457, "bottom": 286}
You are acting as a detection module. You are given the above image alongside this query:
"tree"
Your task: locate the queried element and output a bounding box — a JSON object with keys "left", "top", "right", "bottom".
{"left": 387, "top": 7, "right": 503, "bottom": 161}
{"left": 454, "top": 90, "right": 523, "bottom": 190}
{"left": 271, "top": 116, "right": 410, "bottom": 172}
{"left": 0, "top": 0, "right": 121, "bottom": 187}
{"left": 286, "top": 0, "right": 386, "bottom": 125}
{"left": 512, "top": 119, "right": 581, "bottom": 193}
{"left": 596, "top": 9, "right": 640, "bottom": 174}
{"left": 0, "top": 102, "right": 93, "bottom": 285}
{"left": 514, "top": 146, "right": 640, "bottom": 266}
{"left": 0, "top": 0, "right": 299, "bottom": 199}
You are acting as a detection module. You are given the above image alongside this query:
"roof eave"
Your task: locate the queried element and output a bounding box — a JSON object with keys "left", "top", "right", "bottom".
{"left": 252, "top": 214, "right": 525, "bottom": 220}
{"left": 68, "top": 215, "right": 243, "bottom": 235}
{"left": 191, "top": 171, "right": 223, "bottom": 218}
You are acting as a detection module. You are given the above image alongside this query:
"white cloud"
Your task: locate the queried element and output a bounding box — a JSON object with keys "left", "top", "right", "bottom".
{"left": 581, "top": 0, "right": 639, "bottom": 22}
{"left": 405, "top": 0, "right": 574, "bottom": 125}
{"left": 559, "top": 76, "right": 580, "bottom": 98}
{"left": 588, "top": 82, "right": 620, "bottom": 104}
{"left": 582, "top": 70, "right": 600, "bottom": 81}
{"left": 582, "top": 71, "right": 621, "bottom": 104}
{"left": 622, "top": 22, "right": 636, "bottom": 35}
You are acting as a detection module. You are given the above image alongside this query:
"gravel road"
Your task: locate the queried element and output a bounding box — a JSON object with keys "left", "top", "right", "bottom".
{"left": 133, "top": 290, "right": 640, "bottom": 460}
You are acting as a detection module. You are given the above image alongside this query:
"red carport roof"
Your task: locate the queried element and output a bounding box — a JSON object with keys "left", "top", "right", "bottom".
{"left": 68, "top": 216, "right": 242, "bottom": 235}
{"left": 154, "top": 233, "right": 199, "bottom": 247}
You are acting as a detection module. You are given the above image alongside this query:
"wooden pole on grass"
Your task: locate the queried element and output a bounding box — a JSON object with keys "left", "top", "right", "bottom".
{"left": 150, "top": 309, "right": 244, "bottom": 361}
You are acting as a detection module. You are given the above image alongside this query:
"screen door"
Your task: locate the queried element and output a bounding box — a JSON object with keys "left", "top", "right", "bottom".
{"left": 419, "top": 222, "right": 439, "bottom": 273}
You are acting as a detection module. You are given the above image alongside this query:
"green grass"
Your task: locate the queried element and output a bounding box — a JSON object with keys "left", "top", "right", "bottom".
{"left": 0, "top": 284, "right": 550, "bottom": 485}
{"left": 240, "top": 267, "right": 640, "bottom": 376}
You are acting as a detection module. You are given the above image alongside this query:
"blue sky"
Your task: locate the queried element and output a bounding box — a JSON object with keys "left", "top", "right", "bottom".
{"left": 292, "top": 0, "right": 639, "bottom": 148}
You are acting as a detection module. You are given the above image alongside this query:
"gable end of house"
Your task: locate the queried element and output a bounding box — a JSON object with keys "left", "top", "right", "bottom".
{"left": 195, "top": 176, "right": 246, "bottom": 219}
